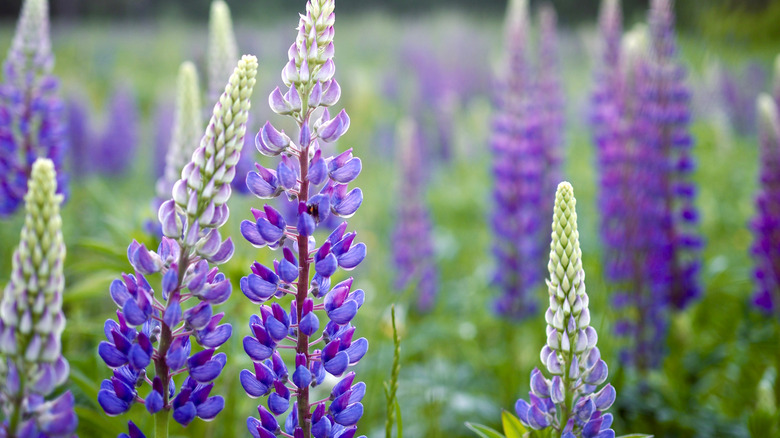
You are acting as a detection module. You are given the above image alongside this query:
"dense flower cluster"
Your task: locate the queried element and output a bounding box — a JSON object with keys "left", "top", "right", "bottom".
{"left": 536, "top": 3, "right": 565, "bottom": 200}
{"left": 490, "top": 0, "right": 552, "bottom": 319}
{"left": 0, "top": 0, "right": 67, "bottom": 216}
{"left": 590, "top": 0, "right": 701, "bottom": 369}
{"left": 515, "top": 182, "right": 616, "bottom": 438}
{"left": 94, "top": 87, "right": 139, "bottom": 175}
{"left": 97, "top": 55, "right": 257, "bottom": 436}
{"left": 752, "top": 94, "right": 780, "bottom": 314}
{"left": 0, "top": 158, "right": 76, "bottom": 437}
{"left": 392, "top": 119, "right": 437, "bottom": 312}
{"left": 239, "top": 1, "right": 368, "bottom": 437}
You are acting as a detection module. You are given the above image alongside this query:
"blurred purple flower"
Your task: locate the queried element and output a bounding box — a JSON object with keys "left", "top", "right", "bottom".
{"left": 0, "top": 0, "right": 68, "bottom": 216}
{"left": 490, "top": 0, "right": 546, "bottom": 320}
{"left": 392, "top": 119, "right": 437, "bottom": 312}
{"left": 66, "top": 96, "right": 93, "bottom": 178}
{"left": 751, "top": 95, "right": 780, "bottom": 313}
{"left": 94, "top": 86, "right": 139, "bottom": 175}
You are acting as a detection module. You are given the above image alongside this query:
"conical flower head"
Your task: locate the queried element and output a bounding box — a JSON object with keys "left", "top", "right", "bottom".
{"left": 282, "top": 0, "right": 336, "bottom": 90}
{"left": 171, "top": 55, "right": 257, "bottom": 231}
{"left": 207, "top": 0, "right": 239, "bottom": 102}
{"left": 0, "top": 158, "right": 65, "bottom": 362}
{"left": 548, "top": 182, "right": 582, "bottom": 303}
{"left": 157, "top": 61, "right": 203, "bottom": 199}
{"left": 3, "top": 0, "right": 52, "bottom": 83}
{"left": 598, "top": 0, "right": 622, "bottom": 69}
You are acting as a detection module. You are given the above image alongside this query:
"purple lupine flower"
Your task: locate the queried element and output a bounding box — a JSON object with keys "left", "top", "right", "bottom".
{"left": 232, "top": 111, "right": 257, "bottom": 195}
{"left": 239, "top": 2, "right": 368, "bottom": 437}
{"left": 392, "top": 119, "right": 437, "bottom": 312}
{"left": 751, "top": 95, "right": 780, "bottom": 313}
{"left": 490, "top": 0, "right": 545, "bottom": 320}
{"left": 97, "top": 56, "right": 257, "bottom": 434}
{"left": 591, "top": 0, "right": 701, "bottom": 370}
{"left": 591, "top": 0, "right": 627, "bottom": 288}
{"left": 0, "top": 0, "right": 67, "bottom": 216}
{"left": 515, "top": 182, "right": 616, "bottom": 438}
{"left": 66, "top": 97, "right": 92, "bottom": 178}
{"left": 93, "top": 86, "right": 139, "bottom": 175}
{"left": 536, "top": 3, "right": 565, "bottom": 201}
{"left": 0, "top": 159, "right": 77, "bottom": 437}
{"left": 637, "top": 0, "right": 701, "bottom": 310}
{"left": 719, "top": 62, "right": 767, "bottom": 135}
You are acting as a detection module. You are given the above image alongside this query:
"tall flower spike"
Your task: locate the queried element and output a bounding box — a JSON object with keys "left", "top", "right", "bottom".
{"left": 97, "top": 56, "right": 257, "bottom": 435}
{"left": 514, "top": 182, "right": 616, "bottom": 438}
{"left": 0, "top": 158, "right": 77, "bottom": 437}
{"left": 0, "top": 0, "right": 67, "bottom": 216}
{"left": 207, "top": 0, "right": 239, "bottom": 103}
{"left": 392, "top": 119, "right": 437, "bottom": 312}
{"left": 490, "top": 0, "right": 545, "bottom": 319}
{"left": 537, "top": 3, "right": 565, "bottom": 204}
{"left": 240, "top": 2, "right": 368, "bottom": 437}
{"left": 751, "top": 94, "right": 780, "bottom": 314}
{"left": 156, "top": 62, "right": 203, "bottom": 200}
{"left": 94, "top": 86, "right": 139, "bottom": 175}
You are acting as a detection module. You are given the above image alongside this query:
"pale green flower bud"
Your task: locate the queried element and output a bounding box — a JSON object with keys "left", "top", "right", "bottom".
{"left": 5, "top": 0, "right": 53, "bottom": 78}
{"left": 157, "top": 61, "right": 203, "bottom": 200}
{"left": 173, "top": 55, "right": 257, "bottom": 238}
{"left": 0, "top": 158, "right": 65, "bottom": 363}
{"left": 758, "top": 93, "right": 780, "bottom": 143}
{"left": 207, "top": 0, "right": 239, "bottom": 103}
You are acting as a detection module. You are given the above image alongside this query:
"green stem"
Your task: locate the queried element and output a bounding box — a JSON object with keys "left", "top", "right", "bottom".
{"left": 155, "top": 409, "right": 170, "bottom": 438}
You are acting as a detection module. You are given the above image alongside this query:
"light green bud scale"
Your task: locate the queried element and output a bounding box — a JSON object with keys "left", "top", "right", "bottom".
{"left": 1, "top": 158, "right": 66, "bottom": 363}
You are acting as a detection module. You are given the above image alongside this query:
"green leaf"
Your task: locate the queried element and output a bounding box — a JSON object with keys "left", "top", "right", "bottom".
{"left": 501, "top": 410, "right": 528, "bottom": 438}
{"left": 465, "top": 422, "right": 506, "bottom": 438}
{"left": 616, "top": 435, "right": 654, "bottom": 438}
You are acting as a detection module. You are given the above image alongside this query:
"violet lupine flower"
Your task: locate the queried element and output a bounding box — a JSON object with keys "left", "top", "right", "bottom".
{"left": 239, "top": 2, "right": 368, "bottom": 437}
{"left": 490, "top": 0, "right": 545, "bottom": 320}
{"left": 637, "top": 0, "right": 701, "bottom": 311}
{"left": 0, "top": 158, "right": 77, "bottom": 437}
{"left": 536, "top": 3, "right": 565, "bottom": 201}
{"left": 515, "top": 182, "right": 616, "bottom": 438}
{"left": 0, "top": 0, "right": 67, "bottom": 216}
{"left": 94, "top": 86, "right": 139, "bottom": 175}
{"left": 65, "top": 97, "right": 92, "bottom": 178}
{"left": 591, "top": 0, "right": 628, "bottom": 288}
{"left": 392, "top": 119, "right": 437, "bottom": 312}
{"left": 97, "top": 56, "right": 257, "bottom": 435}
{"left": 751, "top": 94, "right": 780, "bottom": 313}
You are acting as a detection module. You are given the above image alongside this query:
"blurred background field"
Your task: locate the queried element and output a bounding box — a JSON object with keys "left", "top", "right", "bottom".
{"left": 1, "top": 0, "right": 780, "bottom": 437}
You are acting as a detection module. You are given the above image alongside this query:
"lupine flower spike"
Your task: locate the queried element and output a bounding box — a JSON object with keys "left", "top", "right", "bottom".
{"left": 207, "top": 0, "right": 239, "bottom": 104}
{"left": 0, "top": 0, "right": 67, "bottom": 216}
{"left": 239, "top": 1, "right": 368, "bottom": 437}
{"left": 156, "top": 62, "right": 203, "bottom": 201}
{"left": 751, "top": 94, "right": 780, "bottom": 314}
{"left": 0, "top": 158, "right": 77, "bottom": 437}
{"left": 392, "top": 119, "right": 437, "bottom": 312}
{"left": 515, "top": 182, "right": 616, "bottom": 438}
{"left": 94, "top": 86, "right": 139, "bottom": 175}
{"left": 536, "top": 3, "right": 565, "bottom": 201}
{"left": 490, "top": 0, "right": 545, "bottom": 319}
{"left": 97, "top": 56, "right": 257, "bottom": 437}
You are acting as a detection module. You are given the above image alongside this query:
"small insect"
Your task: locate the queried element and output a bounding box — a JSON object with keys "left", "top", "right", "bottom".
{"left": 306, "top": 202, "right": 319, "bottom": 223}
